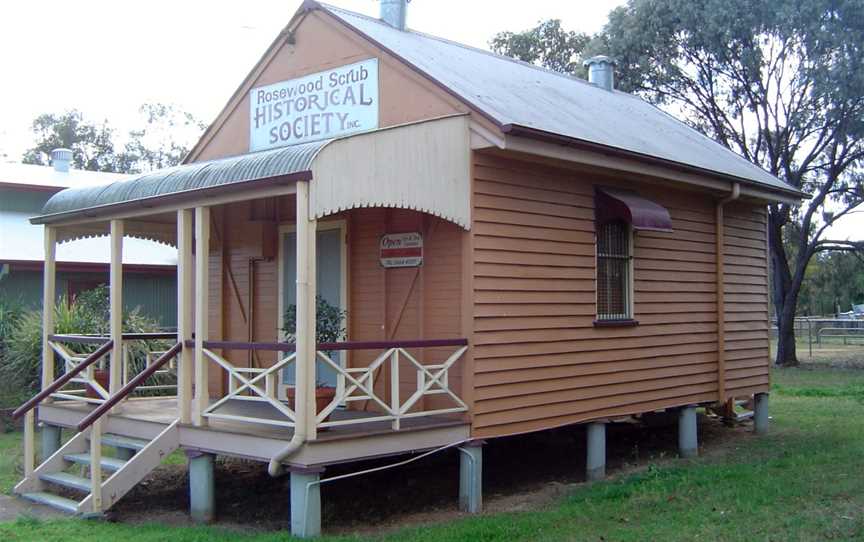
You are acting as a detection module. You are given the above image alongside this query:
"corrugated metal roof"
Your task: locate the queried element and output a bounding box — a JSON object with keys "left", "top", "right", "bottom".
{"left": 37, "top": 140, "right": 328, "bottom": 220}
{"left": 321, "top": 3, "right": 795, "bottom": 194}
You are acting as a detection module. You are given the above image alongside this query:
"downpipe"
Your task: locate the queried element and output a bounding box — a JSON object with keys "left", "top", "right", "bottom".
{"left": 715, "top": 182, "right": 740, "bottom": 408}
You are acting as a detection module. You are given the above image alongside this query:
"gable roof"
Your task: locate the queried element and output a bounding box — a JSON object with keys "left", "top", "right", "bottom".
{"left": 313, "top": 2, "right": 799, "bottom": 197}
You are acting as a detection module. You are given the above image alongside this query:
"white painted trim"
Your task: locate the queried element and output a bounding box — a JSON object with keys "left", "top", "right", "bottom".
{"left": 41, "top": 226, "right": 56, "bottom": 394}
{"left": 176, "top": 209, "right": 194, "bottom": 424}
{"left": 109, "top": 220, "right": 124, "bottom": 397}
{"left": 193, "top": 207, "right": 211, "bottom": 427}
{"left": 39, "top": 184, "right": 299, "bottom": 228}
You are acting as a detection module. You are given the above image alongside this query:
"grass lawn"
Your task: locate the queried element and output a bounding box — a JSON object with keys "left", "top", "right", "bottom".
{"left": 1, "top": 366, "right": 862, "bottom": 541}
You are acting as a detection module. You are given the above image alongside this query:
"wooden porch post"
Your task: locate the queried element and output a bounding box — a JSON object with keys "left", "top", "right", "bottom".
{"left": 41, "top": 226, "right": 56, "bottom": 393}
{"left": 296, "top": 181, "right": 317, "bottom": 441}
{"left": 177, "top": 209, "right": 194, "bottom": 424}
{"left": 194, "top": 207, "right": 210, "bottom": 426}
{"left": 109, "top": 220, "right": 124, "bottom": 397}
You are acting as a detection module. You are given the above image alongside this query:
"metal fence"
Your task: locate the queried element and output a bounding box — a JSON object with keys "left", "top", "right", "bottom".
{"left": 772, "top": 317, "right": 864, "bottom": 358}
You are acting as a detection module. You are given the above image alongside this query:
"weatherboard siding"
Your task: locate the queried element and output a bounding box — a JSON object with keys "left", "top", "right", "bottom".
{"left": 722, "top": 203, "right": 771, "bottom": 396}
{"left": 204, "top": 200, "right": 465, "bottom": 408}
{"left": 469, "top": 151, "right": 770, "bottom": 438}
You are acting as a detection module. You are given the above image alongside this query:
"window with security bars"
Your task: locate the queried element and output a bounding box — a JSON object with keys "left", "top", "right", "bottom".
{"left": 596, "top": 221, "right": 632, "bottom": 320}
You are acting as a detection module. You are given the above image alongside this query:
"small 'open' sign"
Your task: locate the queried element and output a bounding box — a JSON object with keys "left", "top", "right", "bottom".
{"left": 380, "top": 232, "right": 423, "bottom": 268}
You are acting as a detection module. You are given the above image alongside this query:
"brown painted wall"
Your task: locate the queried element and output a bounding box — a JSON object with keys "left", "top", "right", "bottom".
{"left": 723, "top": 203, "right": 770, "bottom": 395}
{"left": 469, "top": 151, "right": 770, "bottom": 438}
{"left": 205, "top": 200, "right": 465, "bottom": 406}
{"left": 191, "top": 10, "right": 468, "bottom": 162}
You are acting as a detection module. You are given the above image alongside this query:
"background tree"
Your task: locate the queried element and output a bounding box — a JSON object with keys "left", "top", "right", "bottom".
{"left": 799, "top": 251, "right": 864, "bottom": 317}
{"left": 22, "top": 110, "right": 120, "bottom": 172}
{"left": 22, "top": 103, "right": 205, "bottom": 174}
{"left": 490, "top": 19, "right": 590, "bottom": 77}
{"left": 122, "top": 103, "right": 207, "bottom": 173}
{"left": 492, "top": 0, "right": 864, "bottom": 366}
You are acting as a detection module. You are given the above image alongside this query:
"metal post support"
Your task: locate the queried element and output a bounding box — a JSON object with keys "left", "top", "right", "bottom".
{"left": 188, "top": 450, "right": 215, "bottom": 523}
{"left": 754, "top": 393, "right": 769, "bottom": 435}
{"left": 678, "top": 405, "right": 698, "bottom": 459}
{"left": 290, "top": 468, "right": 322, "bottom": 538}
{"left": 40, "top": 424, "right": 62, "bottom": 461}
{"left": 586, "top": 422, "right": 606, "bottom": 481}
{"left": 458, "top": 441, "right": 483, "bottom": 514}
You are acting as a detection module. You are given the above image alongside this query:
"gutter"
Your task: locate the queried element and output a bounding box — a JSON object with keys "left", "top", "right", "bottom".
{"left": 500, "top": 124, "right": 807, "bottom": 201}
{"left": 715, "top": 182, "right": 740, "bottom": 406}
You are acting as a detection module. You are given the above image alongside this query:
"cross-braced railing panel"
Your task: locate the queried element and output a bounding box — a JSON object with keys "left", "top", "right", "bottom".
{"left": 317, "top": 344, "right": 469, "bottom": 430}
{"left": 48, "top": 341, "right": 110, "bottom": 403}
{"left": 202, "top": 349, "right": 297, "bottom": 427}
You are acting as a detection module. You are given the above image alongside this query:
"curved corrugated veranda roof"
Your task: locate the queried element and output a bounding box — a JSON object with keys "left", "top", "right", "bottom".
{"left": 35, "top": 140, "right": 329, "bottom": 222}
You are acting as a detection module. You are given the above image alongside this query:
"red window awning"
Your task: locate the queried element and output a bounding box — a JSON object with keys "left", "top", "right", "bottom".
{"left": 595, "top": 187, "right": 673, "bottom": 232}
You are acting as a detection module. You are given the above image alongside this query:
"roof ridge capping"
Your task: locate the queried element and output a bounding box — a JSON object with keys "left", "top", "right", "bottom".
{"left": 317, "top": 1, "right": 614, "bottom": 92}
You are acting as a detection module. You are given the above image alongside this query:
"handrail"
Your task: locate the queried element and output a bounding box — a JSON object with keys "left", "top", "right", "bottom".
{"left": 49, "top": 333, "right": 178, "bottom": 344}
{"left": 194, "top": 338, "right": 469, "bottom": 352}
{"left": 77, "top": 342, "right": 183, "bottom": 432}
{"left": 13, "top": 340, "right": 114, "bottom": 420}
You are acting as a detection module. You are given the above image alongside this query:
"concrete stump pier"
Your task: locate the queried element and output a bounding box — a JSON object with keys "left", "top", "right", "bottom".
{"left": 187, "top": 451, "right": 215, "bottom": 523}
{"left": 290, "top": 468, "right": 323, "bottom": 538}
{"left": 678, "top": 405, "right": 698, "bottom": 459}
{"left": 458, "top": 441, "right": 484, "bottom": 514}
{"left": 754, "top": 393, "right": 769, "bottom": 434}
{"left": 585, "top": 422, "right": 606, "bottom": 482}
{"left": 40, "top": 423, "right": 62, "bottom": 461}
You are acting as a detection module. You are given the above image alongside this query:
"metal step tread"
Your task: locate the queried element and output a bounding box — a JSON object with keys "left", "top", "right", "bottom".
{"left": 21, "top": 491, "right": 79, "bottom": 514}
{"left": 63, "top": 453, "right": 127, "bottom": 472}
{"left": 39, "top": 471, "right": 92, "bottom": 493}
{"left": 98, "top": 433, "right": 150, "bottom": 451}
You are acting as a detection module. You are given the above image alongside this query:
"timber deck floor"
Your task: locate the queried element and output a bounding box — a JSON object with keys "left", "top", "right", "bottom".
{"left": 43, "top": 397, "right": 466, "bottom": 442}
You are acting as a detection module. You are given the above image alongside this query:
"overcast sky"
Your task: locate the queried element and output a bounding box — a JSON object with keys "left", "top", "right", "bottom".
{"left": 1, "top": 0, "right": 859, "bottom": 239}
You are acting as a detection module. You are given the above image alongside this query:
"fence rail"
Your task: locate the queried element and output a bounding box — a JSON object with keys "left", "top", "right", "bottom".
{"left": 200, "top": 339, "right": 469, "bottom": 432}
{"left": 771, "top": 317, "right": 864, "bottom": 357}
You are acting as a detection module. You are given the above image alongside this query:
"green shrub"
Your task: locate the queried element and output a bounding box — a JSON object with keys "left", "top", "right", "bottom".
{"left": 0, "top": 285, "right": 168, "bottom": 407}
{"left": 0, "top": 296, "right": 24, "bottom": 358}
{"left": 282, "top": 295, "right": 347, "bottom": 345}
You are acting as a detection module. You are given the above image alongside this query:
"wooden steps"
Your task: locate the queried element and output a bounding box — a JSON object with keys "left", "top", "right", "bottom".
{"left": 20, "top": 491, "right": 79, "bottom": 514}
{"left": 63, "top": 453, "right": 127, "bottom": 472}
{"left": 15, "top": 421, "right": 179, "bottom": 515}
{"left": 40, "top": 471, "right": 93, "bottom": 493}
{"left": 97, "top": 434, "right": 149, "bottom": 452}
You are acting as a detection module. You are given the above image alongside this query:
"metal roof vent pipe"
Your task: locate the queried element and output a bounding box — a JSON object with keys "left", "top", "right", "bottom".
{"left": 584, "top": 55, "right": 617, "bottom": 91}
{"left": 380, "top": 0, "right": 408, "bottom": 30}
{"left": 50, "top": 148, "right": 73, "bottom": 173}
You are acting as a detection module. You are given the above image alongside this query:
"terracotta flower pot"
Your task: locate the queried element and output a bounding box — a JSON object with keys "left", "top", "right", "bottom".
{"left": 86, "top": 369, "right": 110, "bottom": 399}
{"left": 286, "top": 386, "right": 338, "bottom": 423}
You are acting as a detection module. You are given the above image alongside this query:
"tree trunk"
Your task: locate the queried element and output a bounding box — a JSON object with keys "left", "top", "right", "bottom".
{"left": 768, "top": 209, "right": 799, "bottom": 367}
{"left": 774, "top": 297, "right": 799, "bottom": 367}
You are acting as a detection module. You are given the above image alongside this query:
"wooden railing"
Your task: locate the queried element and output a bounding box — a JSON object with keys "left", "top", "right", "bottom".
{"left": 12, "top": 340, "right": 114, "bottom": 420}
{"left": 78, "top": 343, "right": 183, "bottom": 431}
{"left": 200, "top": 339, "right": 469, "bottom": 432}
{"left": 48, "top": 333, "right": 179, "bottom": 399}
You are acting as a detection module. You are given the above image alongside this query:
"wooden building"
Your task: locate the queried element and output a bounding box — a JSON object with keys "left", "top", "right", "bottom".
{"left": 13, "top": 1, "right": 802, "bottom": 536}
{"left": 0, "top": 154, "right": 177, "bottom": 327}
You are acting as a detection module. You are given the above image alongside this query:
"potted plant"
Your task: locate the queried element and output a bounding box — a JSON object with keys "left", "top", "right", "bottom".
{"left": 282, "top": 296, "right": 347, "bottom": 419}
{"left": 86, "top": 367, "right": 111, "bottom": 399}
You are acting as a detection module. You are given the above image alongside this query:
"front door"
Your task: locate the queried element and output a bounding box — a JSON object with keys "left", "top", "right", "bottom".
{"left": 280, "top": 224, "right": 346, "bottom": 389}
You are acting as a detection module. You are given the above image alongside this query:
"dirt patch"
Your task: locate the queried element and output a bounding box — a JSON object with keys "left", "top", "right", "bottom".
{"left": 104, "top": 412, "right": 749, "bottom": 534}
